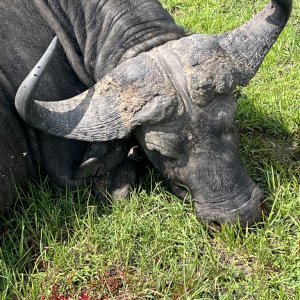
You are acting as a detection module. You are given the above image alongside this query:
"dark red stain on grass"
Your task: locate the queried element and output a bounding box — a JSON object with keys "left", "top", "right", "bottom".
{"left": 42, "top": 290, "right": 91, "bottom": 300}
{"left": 100, "top": 268, "right": 126, "bottom": 294}
{"left": 41, "top": 267, "right": 129, "bottom": 300}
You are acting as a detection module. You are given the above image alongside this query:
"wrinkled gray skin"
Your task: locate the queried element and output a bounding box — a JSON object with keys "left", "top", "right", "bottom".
{"left": 3, "top": 0, "right": 293, "bottom": 227}
{"left": 1, "top": 0, "right": 184, "bottom": 210}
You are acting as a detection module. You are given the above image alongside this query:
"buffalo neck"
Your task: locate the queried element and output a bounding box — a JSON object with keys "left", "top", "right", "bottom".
{"left": 41, "top": 0, "right": 185, "bottom": 84}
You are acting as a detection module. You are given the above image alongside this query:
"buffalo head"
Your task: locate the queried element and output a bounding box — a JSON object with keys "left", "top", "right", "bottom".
{"left": 15, "top": 1, "right": 292, "bottom": 227}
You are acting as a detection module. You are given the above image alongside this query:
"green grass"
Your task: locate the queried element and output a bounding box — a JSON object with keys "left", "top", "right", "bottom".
{"left": 1, "top": 0, "right": 300, "bottom": 299}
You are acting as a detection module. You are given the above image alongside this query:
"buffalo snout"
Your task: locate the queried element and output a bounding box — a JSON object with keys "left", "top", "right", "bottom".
{"left": 194, "top": 185, "right": 264, "bottom": 229}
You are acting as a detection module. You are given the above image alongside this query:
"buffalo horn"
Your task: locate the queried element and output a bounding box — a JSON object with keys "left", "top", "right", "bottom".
{"left": 218, "top": 0, "right": 292, "bottom": 85}
{"left": 15, "top": 37, "right": 129, "bottom": 142}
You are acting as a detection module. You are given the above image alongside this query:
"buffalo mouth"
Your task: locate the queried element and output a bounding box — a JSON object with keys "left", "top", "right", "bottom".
{"left": 193, "top": 185, "right": 264, "bottom": 228}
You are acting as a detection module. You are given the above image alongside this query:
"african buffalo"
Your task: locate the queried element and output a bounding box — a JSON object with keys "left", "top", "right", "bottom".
{"left": 1, "top": 0, "right": 292, "bottom": 227}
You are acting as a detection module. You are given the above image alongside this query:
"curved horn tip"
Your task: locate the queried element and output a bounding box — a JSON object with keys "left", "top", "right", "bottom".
{"left": 50, "top": 36, "right": 58, "bottom": 49}
{"left": 15, "top": 36, "right": 59, "bottom": 120}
